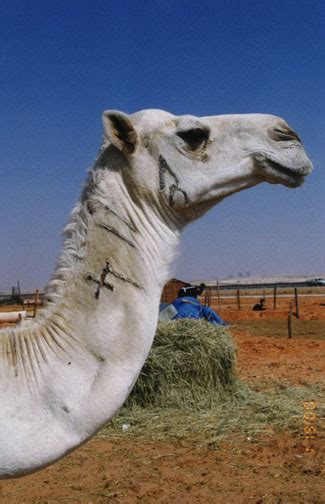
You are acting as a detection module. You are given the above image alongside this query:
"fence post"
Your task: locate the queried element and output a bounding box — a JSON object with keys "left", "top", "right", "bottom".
{"left": 288, "top": 302, "right": 293, "bottom": 338}
{"left": 294, "top": 287, "right": 300, "bottom": 319}
{"left": 237, "top": 288, "right": 241, "bottom": 310}
{"left": 217, "top": 280, "right": 221, "bottom": 312}
{"left": 273, "top": 286, "right": 277, "bottom": 310}
{"left": 204, "top": 288, "right": 211, "bottom": 307}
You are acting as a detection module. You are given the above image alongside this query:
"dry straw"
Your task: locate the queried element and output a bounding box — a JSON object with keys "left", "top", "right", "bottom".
{"left": 100, "top": 319, "right": 324, "bottom": 446}
{"left": 126, "top": 319, "right": 237, "bottom": 409}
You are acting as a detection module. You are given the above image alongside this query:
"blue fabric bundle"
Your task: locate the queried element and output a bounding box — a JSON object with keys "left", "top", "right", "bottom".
{"left": 159, "top": 296, "right": 227, "bottom": 326}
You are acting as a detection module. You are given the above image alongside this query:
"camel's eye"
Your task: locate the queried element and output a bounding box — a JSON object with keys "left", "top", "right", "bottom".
{"left": 176, "top": 127, "right": 210, "bottom": 150}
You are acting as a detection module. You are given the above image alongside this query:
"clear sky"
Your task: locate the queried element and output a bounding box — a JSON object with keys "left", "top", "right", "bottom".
{"left": 0, "top": 0, "right": 324, "bottom": 290}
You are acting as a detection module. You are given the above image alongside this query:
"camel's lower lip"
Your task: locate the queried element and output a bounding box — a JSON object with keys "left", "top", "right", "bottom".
{"left": 265, "top": 159, "right": 306, "bottom": 187}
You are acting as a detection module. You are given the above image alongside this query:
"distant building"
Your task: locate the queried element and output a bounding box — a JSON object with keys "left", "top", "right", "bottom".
{"left": 161, "top": 278, "right": 191, "bottom": 304}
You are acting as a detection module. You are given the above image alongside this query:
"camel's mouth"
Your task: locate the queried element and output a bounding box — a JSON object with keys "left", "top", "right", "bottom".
{"left": 266, "top": 159, "right": 306, "bottom": 187}
{"left": 257, "top": 156, "right": 312, "bottom": 188}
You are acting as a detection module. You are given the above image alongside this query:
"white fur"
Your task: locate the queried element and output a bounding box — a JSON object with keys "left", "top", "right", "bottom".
{"left": 0, "top": 109, "right": 312, "bottom": 478}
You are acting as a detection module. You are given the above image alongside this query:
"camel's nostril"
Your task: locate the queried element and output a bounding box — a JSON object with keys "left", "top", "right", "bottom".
{"left": 270, "top": 127, "right": 302, "bottom": 144}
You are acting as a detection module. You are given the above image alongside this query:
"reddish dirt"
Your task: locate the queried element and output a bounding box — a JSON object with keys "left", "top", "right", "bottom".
{"left": 233, "top": 331, "right": 325, "bottom": 386}
{"left": 0, "top": 296, "right": 324, "bottom": 503}
{"left": 218, "top": 294, "right": 325, "bottom": 387}
{"left": 0, "top": 434, "right": 323, "bottom": 504}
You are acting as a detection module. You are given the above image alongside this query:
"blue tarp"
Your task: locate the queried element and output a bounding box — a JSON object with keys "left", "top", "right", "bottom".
{"left": 159, "top": 296, "right": 227, "bottom": 326}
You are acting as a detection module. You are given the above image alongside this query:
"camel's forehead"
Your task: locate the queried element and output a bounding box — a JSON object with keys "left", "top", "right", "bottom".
{"left": 130, "top": 109, "right": 176, "bottom": 131}
{"left": 130, "top": 109, "right": 206, "bottom": 133}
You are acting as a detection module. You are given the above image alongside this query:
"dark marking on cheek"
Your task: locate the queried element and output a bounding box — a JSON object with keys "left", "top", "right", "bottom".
{"left": 159, "top": 156, "right": 168, "bottom": 191}
{"left": 159, "top": 155, "right": 189, "bottom": 208}
{"left": 169, "top": 185, "right": 189, "bottom": 207}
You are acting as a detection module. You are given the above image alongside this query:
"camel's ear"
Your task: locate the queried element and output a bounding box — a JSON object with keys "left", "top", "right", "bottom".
{"left": 102, "top": 111, "right": 138, "bottom": 155}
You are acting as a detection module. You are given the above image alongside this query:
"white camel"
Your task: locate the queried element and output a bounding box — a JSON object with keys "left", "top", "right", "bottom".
{"left": 0, "top": 109, "right": 312, "bottom": 478}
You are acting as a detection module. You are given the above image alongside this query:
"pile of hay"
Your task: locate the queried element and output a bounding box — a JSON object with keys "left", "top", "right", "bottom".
{"left": 103, "top": 320, "right": 324, "bottom": 445}
{"left": 126, "top": 319, "right": 237, "bottom": 410}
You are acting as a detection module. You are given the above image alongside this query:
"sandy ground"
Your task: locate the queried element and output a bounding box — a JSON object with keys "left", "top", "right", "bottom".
{"left": 0, "top": 295, "right": 324, "bottom": 503}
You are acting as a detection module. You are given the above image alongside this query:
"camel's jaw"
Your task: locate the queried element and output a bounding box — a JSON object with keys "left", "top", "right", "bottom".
{"left": 256, "top": 155, "right": 313, "bottom": 188}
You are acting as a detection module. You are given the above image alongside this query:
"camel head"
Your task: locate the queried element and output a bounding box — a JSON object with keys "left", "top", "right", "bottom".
{"left": 101, "top": 109, "right": 313, "bottom": 222}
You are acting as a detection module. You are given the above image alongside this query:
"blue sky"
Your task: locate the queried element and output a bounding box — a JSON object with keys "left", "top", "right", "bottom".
{"left": 0, "top": 0, "right": 324, "bottom": 290}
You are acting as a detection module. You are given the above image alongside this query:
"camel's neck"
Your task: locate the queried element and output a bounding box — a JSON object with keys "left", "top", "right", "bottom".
{"left": 41, "top": 161, "right": 182, "bottom": 362}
